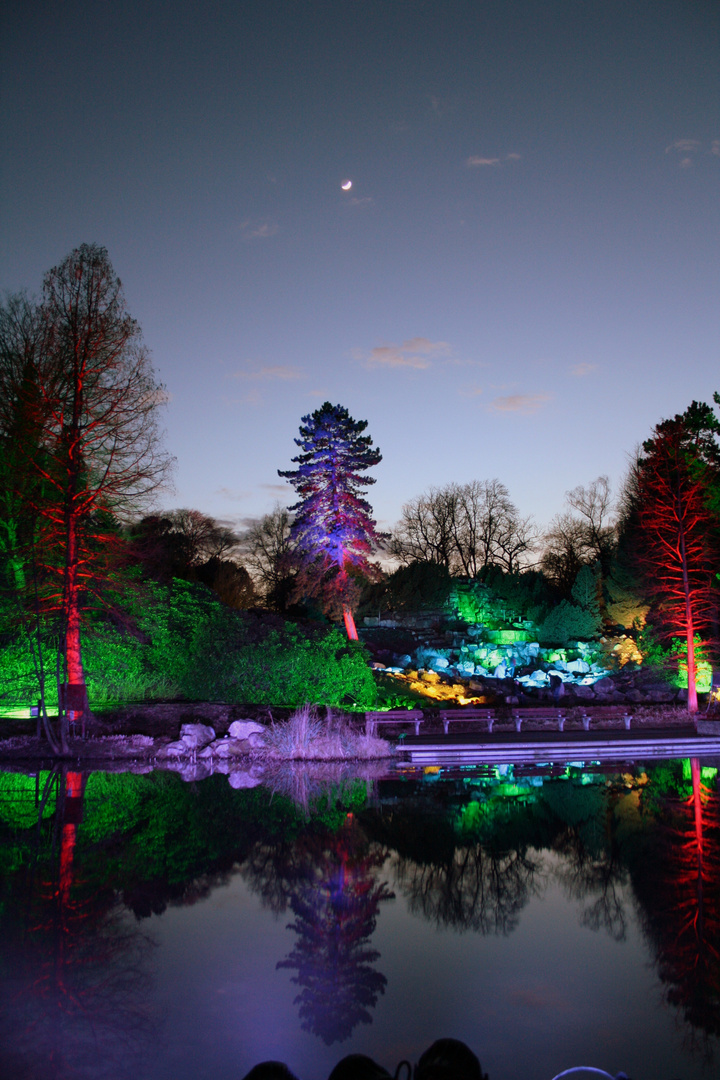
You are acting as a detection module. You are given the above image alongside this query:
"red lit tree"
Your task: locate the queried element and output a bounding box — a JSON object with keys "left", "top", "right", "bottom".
{"left": 279, "top": 402, "right": 383, "bottom": 639}
{"left": 5, "top": 245, "right": 172, "bottom": 752}
{"left": 633, "top": 404, "right": 720, "bottom": 713}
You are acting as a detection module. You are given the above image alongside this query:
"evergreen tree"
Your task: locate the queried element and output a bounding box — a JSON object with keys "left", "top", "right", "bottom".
{"left": 279, "top": 402, "right": 382, "bottom": 639}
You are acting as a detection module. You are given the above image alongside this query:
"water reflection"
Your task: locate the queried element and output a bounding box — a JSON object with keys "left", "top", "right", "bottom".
{"left": 0, "top": 757, "right": 718, "bottom": 1077}
{"left": 275, "top": 814, "right": 393, "bottom": 1044}
{"left": 0, "top": 766, "right": 156, "bottom": 1080}
{"left": 630, "top": 758, "right": 720, "bottom": 1055}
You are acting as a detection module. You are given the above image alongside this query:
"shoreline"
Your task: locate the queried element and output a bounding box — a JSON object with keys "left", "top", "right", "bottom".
{"left": 0, "top": 700, "right": 709, "bottom": 768}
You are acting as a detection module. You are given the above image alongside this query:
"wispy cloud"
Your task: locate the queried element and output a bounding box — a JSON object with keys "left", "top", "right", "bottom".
{"left": 460, "top": 386, "right": 484, "bottom": 398}
{"left": 215, "top": 486, "right": 251, "bottom": 502}
{"left": 467, "top": 152, "right": 521, "bottom": 167}
{"left": 364, "top": 337, "right": 451, "bottom": 370}
{"left": 489, "top": 393, "right": 552, "bottom": 415}
{"left": 231, "top": 365, "right": 304, "bottom": 381}
{"left": 260, "top": 482, "right": 289, "bottom": 495}
{"left": 239, "top": 219, "right": 279, "bottom": 240}
{"left": 570, "top": 362, "right": 597, "bottom": 377}
{"left": 665, "top": 139, "right": 701, "bottom": 154}
{"left": 663, "top": 138, "right": 720, "bottom": 168}
{"left": 349, "top": 196, "right": 374, "bottom": 207}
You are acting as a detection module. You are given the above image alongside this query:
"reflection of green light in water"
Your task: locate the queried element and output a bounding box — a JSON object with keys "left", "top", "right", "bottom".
{"left": 0, "top": 772, "right": 57, "bottom": 828}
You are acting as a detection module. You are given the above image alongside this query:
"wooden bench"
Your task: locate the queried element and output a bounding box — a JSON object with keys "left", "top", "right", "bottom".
{"left": 576, "top": 705, "right": 634, "bottom": 730}
{"left": 511, "top": 707, "right": 568, "bottom": 732}
{"left": 364, "top": 709, "right": 424, "bottom": 737}
{"left": 437, "top": 708, "right": 497, "bottom": 734}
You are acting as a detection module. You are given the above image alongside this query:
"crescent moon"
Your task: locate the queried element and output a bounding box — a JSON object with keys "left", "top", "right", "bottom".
{"left": 341, "top": 179, "right": 352, "bottom": 191}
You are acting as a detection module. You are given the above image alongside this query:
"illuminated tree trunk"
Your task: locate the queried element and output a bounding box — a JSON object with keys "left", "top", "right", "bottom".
{"left": 679, "top": 522, "right": 698, "bottom": 714}
{"left": 343, "top": 607, "right": 358, "bottom": 640}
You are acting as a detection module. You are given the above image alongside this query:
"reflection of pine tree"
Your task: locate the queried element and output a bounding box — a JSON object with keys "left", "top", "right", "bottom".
{"left": 634, "top": 759, "right": 720, "bottom": 1054}
{"left": 276, "top": 815, "right": 393, "bottom": 1044}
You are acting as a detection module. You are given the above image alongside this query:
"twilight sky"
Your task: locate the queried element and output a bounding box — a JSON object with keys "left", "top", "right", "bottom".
{"left": 2, "top": 0, "right": 719, "bottom": 537}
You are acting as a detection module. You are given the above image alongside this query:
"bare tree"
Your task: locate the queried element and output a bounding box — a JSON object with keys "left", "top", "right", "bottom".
{"left": 390, "top": 480, "right": 535, "bottom": 576}
{"left": 389, "top": 486, "right": 459, "bottom": 571}
{"left": 566, "top": 475, "right": 616, "bottom": 567}
{"left": 237, "top": 504, "right": 294, "bottom": 602}
{"left": 541, "top": 476, "right": 616, "bottom": 594}
{"left": 24, "top": 244, "right": 172, "bottom": 751}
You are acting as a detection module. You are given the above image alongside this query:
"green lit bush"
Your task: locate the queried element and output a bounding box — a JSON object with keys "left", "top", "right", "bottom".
{"left": 538, "top": 600, "right": 601, "bottom": 647}
{"left": 135, "top": 579, "right": 378, "bottom": 708}
{"left": 0, "top": 579, "right": 379, "bottom": 712}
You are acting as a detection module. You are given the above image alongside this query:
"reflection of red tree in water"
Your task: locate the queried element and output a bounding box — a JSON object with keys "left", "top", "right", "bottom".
{"left": 277, "top": 813, "right": 393, "bottom": 1044}
{"left": 636, "top": 759, "right": 720, "bottom": 1050}
{"left": 1, "top": 767, "right": 154, "bottom": 1080}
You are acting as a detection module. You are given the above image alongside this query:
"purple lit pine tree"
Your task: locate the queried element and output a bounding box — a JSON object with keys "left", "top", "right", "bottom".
{"left": 279, "top": 402, "right": 382, "bottom": 639}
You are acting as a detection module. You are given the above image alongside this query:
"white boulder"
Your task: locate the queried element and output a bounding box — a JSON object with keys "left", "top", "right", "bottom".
{"left": 228, "top": 720, "right": 266, "bottom": 740}
{"left": 180, "top": 723, "right": 216, "bottom": 748}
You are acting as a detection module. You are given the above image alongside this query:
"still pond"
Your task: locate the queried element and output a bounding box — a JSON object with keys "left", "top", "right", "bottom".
{"left": 0, "top": 753, "right": 718, "bottom": 1080}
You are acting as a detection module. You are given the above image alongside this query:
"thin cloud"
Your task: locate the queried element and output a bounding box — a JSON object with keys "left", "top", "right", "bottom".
{"left": 365, "top": 337, "right": 451, "bottom": 370}
{"left": 460, "top": 386, "right": 484, "bottom": 398}
{"left": 570, "top": 362, "right": 597, "bottom": 377}
{"left": 215, "top": 486, "right": 251, "bottom": 502}
{"left": 712, "top": 139, "right": 720, "bottom": 157}
{"left": 231, "top": 365, "right": 305, "bottom": 381}
{"left": 489, "top": 393, "right": 552, "bottom": 415}
{"left": 467, "top": 153, "right": 521, "bottom": 167}
{"left": 349, "top": 196, "right": 374, "bottom": 207}
{"left": 260, "top": 482, "right": 289, "bottom": 494}
{"left": 665, "top": 139, "right": 701, "bottom": 154}
{"left": 239, "top": 219, "right": 279, "bottom": 240}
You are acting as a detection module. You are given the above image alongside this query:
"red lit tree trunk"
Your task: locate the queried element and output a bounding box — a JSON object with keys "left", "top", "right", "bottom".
{"left": 343, "top": 608, "right": 358, "bottom": 640}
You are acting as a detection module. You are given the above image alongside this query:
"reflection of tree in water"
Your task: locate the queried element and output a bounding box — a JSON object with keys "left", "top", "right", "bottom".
{"left": 0, "top": 767, "right": 157, "bottom": 1080}
{"left": 632, "top": 759, "right": 720, "bottom": 1058}
{"left": 545, "top": 780, "right": 629, "bottom": 942}
{"left": 243, "top": 813, "right": 393, "bottom": 1044}
{"left": 394, "top": 841, "right": 541, "bottom": 935}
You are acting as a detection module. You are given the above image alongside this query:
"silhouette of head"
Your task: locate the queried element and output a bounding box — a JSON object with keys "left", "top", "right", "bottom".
{"left": 242, "top": 1063, "right": 300, "bottom": 1080}
{"left": 415, "top": 1039, "right": 487, "bottom": 1080}
{"left": 327, "top": 1053, "right": 392, "bottom": 1080}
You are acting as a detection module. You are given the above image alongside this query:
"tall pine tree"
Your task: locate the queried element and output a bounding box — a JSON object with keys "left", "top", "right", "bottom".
{"left": 279, "top": 402, "right": 382, "bottom": 639}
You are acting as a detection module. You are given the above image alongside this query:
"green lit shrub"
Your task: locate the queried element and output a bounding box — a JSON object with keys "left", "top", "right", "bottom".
{"left": 138, "top": 579, "right": 378, "bottom": 708}
{"left": 538, "top": 600, "right": 601, "bottom": 647}
{"left": 1, "top": 579, "right": 379, "bottom": 711}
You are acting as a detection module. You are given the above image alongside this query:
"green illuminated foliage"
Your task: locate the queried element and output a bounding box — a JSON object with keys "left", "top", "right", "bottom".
{"left": 538, "top": 599, "right": 601, "bottom": 646}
